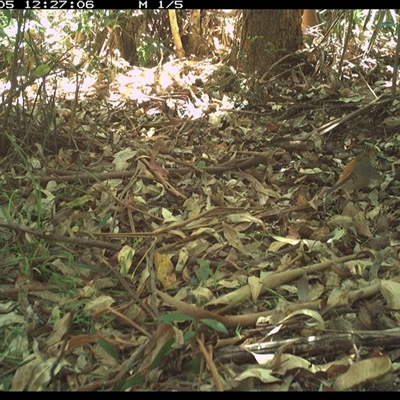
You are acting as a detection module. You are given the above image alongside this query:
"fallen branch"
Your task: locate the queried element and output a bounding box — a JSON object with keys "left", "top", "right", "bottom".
{"left": 318, "top": 93, "right": 391, "bottom": 135}
{"left": 0, "top": 220, "right": 122, "bottom": 251}
{"left": 206, "top": 253, "right": 367, "bottom": 313}
{"left": 39, "top": 154, "right": 271, "bottom": 185}
{"left": 157, "top": 253, "right": 377, "bottom": 328}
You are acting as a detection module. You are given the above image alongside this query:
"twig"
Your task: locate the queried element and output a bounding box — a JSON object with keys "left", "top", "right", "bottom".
{"left": 318, "top": 93, "right": 391, "bottom": 135}
{"left": 157, "top": 253, "right": 374, "bottom": 328}
{"left": 0, "top": 220, "right": 122, "bottom": 251}
{"left": 147, "top": 239, "right": 159, "bottom": 317}
{"left": 196, "top": 334, "right": 224, "bottom": 391}
{"left": 95, "top": 253, "right": 156, "bottom": 321}
{"left": 71, "top": 340, "right": 148, "bottom": 391}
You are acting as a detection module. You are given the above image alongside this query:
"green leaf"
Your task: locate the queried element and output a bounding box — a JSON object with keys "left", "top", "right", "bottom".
{"left": 157, "top": 313, "right": 194, "bottom": 323}
{"left": 34, "top": 64, "right": 51, "bottom": 77}
{"left": 196, "top": 259, "right": 211, "bottom": 282}
{"left": 196, "top": 160, "right": 205, "bottom": 170}
{"left": 96, "top": 339, "right": 119, "bottom": 361}
{"left": 148, "top": 337, "right": 175, "bottom": 370}
{"left": 191, "top": 354, "right": 201, "bottom": 374}
{"left": 95, "top": 212, "right": 112, "bottom": 227}
{"left": 114, "top": 374, "right": 144, "bottom": 391}
{"left": 378, "top": 21, "right": 395, "bottom": 28}
{"left": 65, "top": 194, "right": 92, "bottom": 208}
{"left": 200, "top": 318, "right": 228, "bottom": 334}
{"left": 184, "top": 329, "right": 196, "bottom": 341}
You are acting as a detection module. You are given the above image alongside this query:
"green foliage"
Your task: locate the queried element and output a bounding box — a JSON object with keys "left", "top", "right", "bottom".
{"left": 196, "top": 160, "right": 206, "bottom": 170}
{"left": 263, "top": 288, "right": 290, "bottom": 308}
{"left": 96, "top": 338, "right": 119, "bottom": 361}
{"left": 137, "top": 34, "right": 169, "bottom": 67}
{"left": 320, "top": 9, "right": 399, "bottom": 43}
{"left": 0, "top": 10, "right": 14, "bottom": 39}
{"left": 188, "top": 354, "right": 201, "bottom": 375}
{"left": 199, "top": 318, "right": 228, "bottom": 334}
{"left": 195, "top": 259, "right": 211, "bottom": 283}
{"left": 157, "top": 313, "right": 228, "bottom": 335}
{"left": 0, "top": 325, "right": 27, "bottom": 360}
{"left": 6, "top": 134, "right": 43, "bottom": 227}
{"left": 0, "top": 375, "right": 13, "bottom": 391}
{"left": 156, "top": 313, "right": 194, "bottom": 323}
{"left": 147, "top": 336, "right": 176, "bottom": 370}
{"left": 94, "top": 212, "right": 112, "bottom": 228}
{"left": 33, "top": 63, "right": 50, "bottom": 77}
{"left": 116, "top": 374, "right": 145, "bottom": 391}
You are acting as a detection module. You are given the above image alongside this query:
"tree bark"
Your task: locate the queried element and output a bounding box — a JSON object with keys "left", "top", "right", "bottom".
{"left": 186, "top": 10, "right": 203, "bottom": 56}
{"left": 169, "top": 10, "right": 185, "bottom": 58}
{"left": 232, "top": 9, "right": 302, "bottom": 74}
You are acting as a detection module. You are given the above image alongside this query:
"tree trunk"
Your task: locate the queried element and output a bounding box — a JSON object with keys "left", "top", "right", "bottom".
{"left": 169, "top": 10, "right": 185, "bottom": 59}
{"left": 186, "top": 10, "right": 203, "bottom": 56}
{"left": 232, "top": 9, "right": 302, "bottom": 74}
{"left": 302, "top": 9, "right": 319, "bottom": 42}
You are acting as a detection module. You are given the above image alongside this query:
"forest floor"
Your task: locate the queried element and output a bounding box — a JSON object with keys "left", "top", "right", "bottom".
{"left": 1, "top": 44, "right": 400, "bottom": 391}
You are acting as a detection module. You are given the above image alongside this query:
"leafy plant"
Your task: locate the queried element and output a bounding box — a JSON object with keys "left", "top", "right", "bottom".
{"left": 157, "top": 313, "right": 228, "bottom": 335}
{"left": 137, "top": 34, "right": 169, "bottom": 67}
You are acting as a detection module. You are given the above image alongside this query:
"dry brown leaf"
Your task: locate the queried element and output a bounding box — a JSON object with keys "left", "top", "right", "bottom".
{"left": 333, "top": 355, "right": 391, "bottom": 391}
{"left": 380, "top": 280, "right": 400, "bottom": 310}
{"left": 248, "top": 275, "right": 262, "bottom": 303}
{"left": 352, "top": 211, "right": 372, "bottom": 237}
{"left": 47, "top": 312, "right": 72, "bottom": 347}
{"left": 139, "top": 323, "right": 175, "bottom": 373}
{"left": 154, "top": 251, "right": 177, "bottom": 289}
{"left": 149, "top": 152, "right": 169, "bottom": 178}
{"left": 327, "top": 286, "right": 350, "bottom": 308}
{"left": 222, "top": 222, "right": 248, "bottom": 255}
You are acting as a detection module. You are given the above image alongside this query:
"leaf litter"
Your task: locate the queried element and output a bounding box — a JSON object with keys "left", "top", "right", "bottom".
{"left": 1, "top": 42, "right": 400, "bottom": 392}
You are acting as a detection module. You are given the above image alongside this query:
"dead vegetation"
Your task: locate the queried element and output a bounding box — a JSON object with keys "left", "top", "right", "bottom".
{"left": 1, "top": 9, "right": 400, "bottom": 392}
